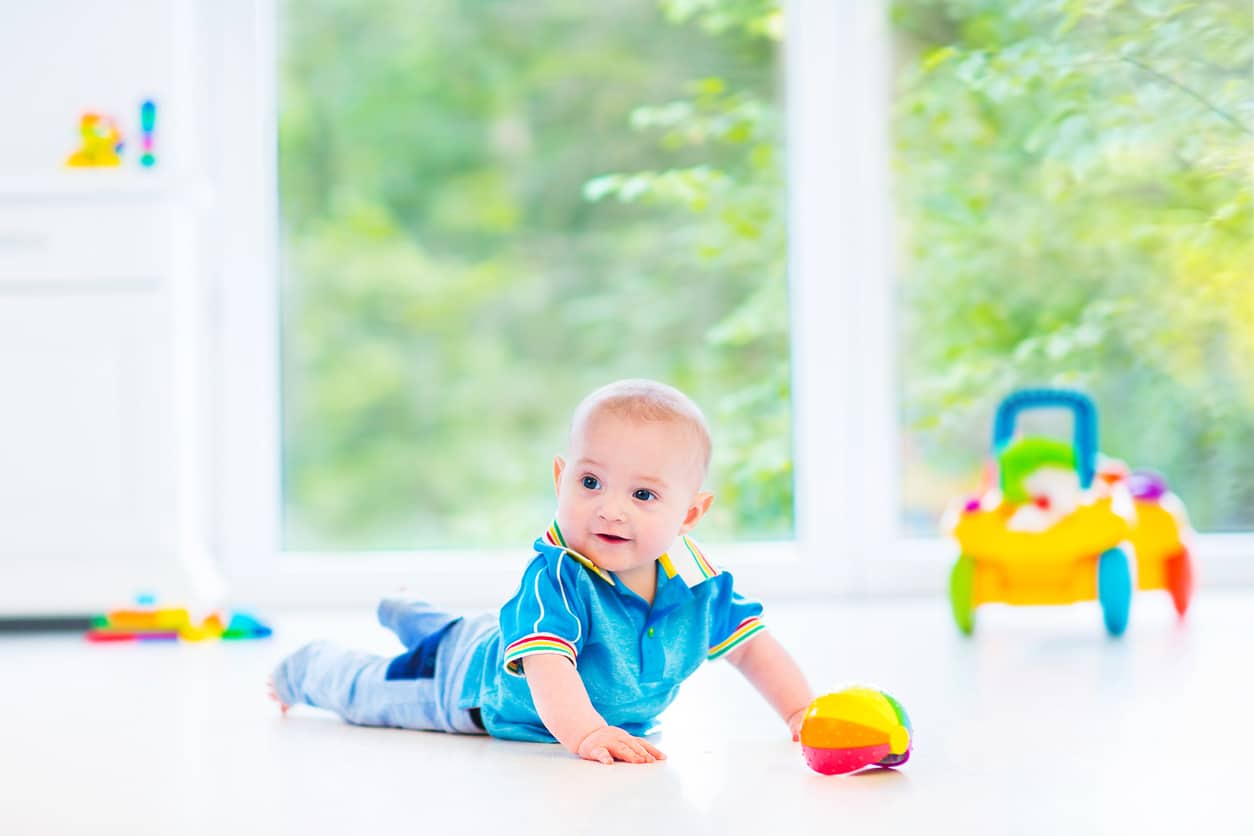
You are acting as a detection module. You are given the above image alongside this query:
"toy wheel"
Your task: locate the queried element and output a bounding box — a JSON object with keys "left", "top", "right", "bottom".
{"left": 1097, "top": 546, "right": 1134, "bottom": 637}
{"left": 949, "top": 554, "right": 976, "bottom": 636}
{"left": 1165, "top": 548, "right": 1194, "bottom": 617}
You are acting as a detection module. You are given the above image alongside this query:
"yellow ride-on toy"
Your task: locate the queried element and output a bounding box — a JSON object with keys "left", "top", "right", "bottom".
{"left": 946, "top": 389, "right": 1194, "bottom": 637}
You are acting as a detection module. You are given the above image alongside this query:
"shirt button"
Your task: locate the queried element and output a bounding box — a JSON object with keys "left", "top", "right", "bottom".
{"left": 647, "top": 627, "right": 655, "bottom": 638}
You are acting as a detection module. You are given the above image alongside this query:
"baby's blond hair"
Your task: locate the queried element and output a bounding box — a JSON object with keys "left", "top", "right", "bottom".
{"left": 569, "top": 379, "right": 712, "bottom": 480}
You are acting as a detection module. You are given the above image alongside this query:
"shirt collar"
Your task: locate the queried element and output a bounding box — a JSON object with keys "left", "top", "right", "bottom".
{"left": 537, "top": 520, "right": 720, "bottom": 589}
{"left": 538, "top": 521, "right": 615, "bottom": 585}
{"left": 658, "top": 535, "right": 720, "bottom": 587}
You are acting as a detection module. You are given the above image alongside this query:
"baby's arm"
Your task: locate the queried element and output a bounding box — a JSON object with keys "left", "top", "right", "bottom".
{"left": 523, "top": 654, "right": 666, "bottom": 765}
{"left": 724, "top": 632, "right": 814, "bottom": 740}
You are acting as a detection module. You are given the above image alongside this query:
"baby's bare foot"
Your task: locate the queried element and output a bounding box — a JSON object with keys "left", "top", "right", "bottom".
{"left": 266, "top": 675, "right": 290, "bottom": 715}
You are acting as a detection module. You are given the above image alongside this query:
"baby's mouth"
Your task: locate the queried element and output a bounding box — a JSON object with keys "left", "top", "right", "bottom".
{"left": 595, "top": 533, "right": 631, "bottom": 544}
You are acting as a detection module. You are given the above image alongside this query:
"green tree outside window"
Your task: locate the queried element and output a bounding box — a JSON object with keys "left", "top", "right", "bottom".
{"left": 895, "top": 0, "right": 1253, "bottom": 532}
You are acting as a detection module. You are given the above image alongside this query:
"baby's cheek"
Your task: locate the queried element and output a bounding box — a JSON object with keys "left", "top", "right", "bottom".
{"left": 643, "top": 530, "right": 676, "bottom": 559}
{"left": 554, "top": 497, "right": 581, "bottom": 527}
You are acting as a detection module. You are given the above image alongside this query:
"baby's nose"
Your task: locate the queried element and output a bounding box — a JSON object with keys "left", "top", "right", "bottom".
{"left": 597, "top": 500, "right": 627, "bottom": 521}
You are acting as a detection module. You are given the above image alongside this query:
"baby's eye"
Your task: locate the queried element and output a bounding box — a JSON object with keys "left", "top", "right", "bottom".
{"left": 633, "top": 489, "right": 656, "bottom": 501}
{"left": 581, "top": 475, "right": 601, "bottom": 490}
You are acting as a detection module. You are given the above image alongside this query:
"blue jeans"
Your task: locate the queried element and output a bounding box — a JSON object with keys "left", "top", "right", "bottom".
{"left": 272, "top": 599, "right": 494, "bottom": 734}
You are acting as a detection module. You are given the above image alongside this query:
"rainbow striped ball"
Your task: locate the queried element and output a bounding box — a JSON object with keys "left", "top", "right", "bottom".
{"left": 799, "top": 686, "right": 913, "bottom": 775}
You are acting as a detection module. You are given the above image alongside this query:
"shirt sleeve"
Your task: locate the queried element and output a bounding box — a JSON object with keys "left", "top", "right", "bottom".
{"left": 499, "top": 552, "right": 588, "bottom": 677}
{"left": 707, "top": 581, "right": 766, "bottom": 661}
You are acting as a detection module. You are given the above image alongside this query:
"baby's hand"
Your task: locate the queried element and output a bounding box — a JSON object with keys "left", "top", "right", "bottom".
{"left": 576, "top": 725, "right": 666, "bottom": 765}
{"left": 787, "top": 706, "right": 807, "bottom": 742}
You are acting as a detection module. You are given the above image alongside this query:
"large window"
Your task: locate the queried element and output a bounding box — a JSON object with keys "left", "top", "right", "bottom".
{"left": 276, "top": 1, "right": 790, "bottom": 551}
{"left": 892, "top": 1, "right": 1253, "bottom": 535}
{"left": 218, "top": 1, "right": 1250, "bottom": 597}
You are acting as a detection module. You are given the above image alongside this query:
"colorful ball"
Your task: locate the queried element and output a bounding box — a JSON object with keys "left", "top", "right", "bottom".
{"left": 799, "top": 686, "right": 912, "bottom": 775}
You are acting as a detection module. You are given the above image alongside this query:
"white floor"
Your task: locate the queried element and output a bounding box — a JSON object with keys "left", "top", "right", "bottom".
{"left": 3, "top": 592, "right": 1252, "bottom": 836}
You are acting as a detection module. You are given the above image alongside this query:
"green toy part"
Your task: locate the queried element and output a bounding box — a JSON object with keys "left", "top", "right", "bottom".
{"left": 999, "top": 437, "right": 1076, "bottom": 503}
{"left": 949, "top": 554, "right": 976, "bottom": 635}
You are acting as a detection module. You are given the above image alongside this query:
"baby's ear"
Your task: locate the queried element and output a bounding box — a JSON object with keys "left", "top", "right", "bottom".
{"left": 553, "top": 456, "right": 566, "bottom": 496}
{"left": 680, "top": 491, "right": 714, "bottom": 533}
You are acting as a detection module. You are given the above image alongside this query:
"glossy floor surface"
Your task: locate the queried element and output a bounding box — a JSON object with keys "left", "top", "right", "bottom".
{"left": 3, "top": 592, "right": 1250, "bottom": 835}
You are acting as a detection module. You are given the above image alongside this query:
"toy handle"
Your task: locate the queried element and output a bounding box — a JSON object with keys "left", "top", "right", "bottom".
{"left": 991, "top": 388, "right": 1098, "bottom": 489}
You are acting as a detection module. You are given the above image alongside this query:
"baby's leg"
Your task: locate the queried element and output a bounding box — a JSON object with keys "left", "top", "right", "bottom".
{"left": 270, "top": 641, "right": 445, "bottom": 730}
{"left": 376, "top": 598, "right": 459, "bottom": 650}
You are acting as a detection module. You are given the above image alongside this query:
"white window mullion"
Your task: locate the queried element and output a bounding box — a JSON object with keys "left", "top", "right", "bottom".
{"left": 843, "top": 0, "right": 899, "bottom": 587}
{"left": 217, "top": 0, "right": 282, "bottom": 585}
{"left": 787, "top": 0, "right": 897, "bottom": 592}
{"left": 785, "top": 0, "right": 848, "bottom": 589}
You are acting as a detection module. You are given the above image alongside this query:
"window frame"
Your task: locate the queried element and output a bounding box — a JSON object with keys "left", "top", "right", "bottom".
{"left": 212, "top": 0, "right": 1253, "bottom": 608}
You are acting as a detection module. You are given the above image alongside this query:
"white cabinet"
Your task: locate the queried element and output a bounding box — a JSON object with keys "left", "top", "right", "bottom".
{"left": 0, "top": 1, "right": 228, "bottom": 614}
{"left": 0, "top": 203, "right": 171, "bottom": 283}
{"left": 0, "top": 186, "right": 207, "bottom": 614}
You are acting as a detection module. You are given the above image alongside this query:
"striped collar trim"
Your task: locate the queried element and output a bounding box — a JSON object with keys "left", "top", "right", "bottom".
{"left": 658, "top": 535, "right": 720, "bottom": 588}
{"left": 541, "top": 522, "right": 615, "bottom": 586}
{"left": 540, "top": 522, "right": 719, "bottom": 589}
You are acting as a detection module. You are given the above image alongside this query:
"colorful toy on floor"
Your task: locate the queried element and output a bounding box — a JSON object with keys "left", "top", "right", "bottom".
{"left": 946, "top": 388, "right": 1195, "bottom": 637}
{"left": 65, "top": 112, "right": 124, "bottom": 167}
{"left": 87, "top": 603, "right": 272, "bottom": 643}
{"left": 138, "top": 99, "right": 158, "bottom": 167}
{"left": 799, "top": 686, "right": 912, "bottom": 775}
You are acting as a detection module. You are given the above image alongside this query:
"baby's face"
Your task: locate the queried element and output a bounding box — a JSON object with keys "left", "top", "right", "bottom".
{"left": 554, "top": 412, "right": 709, "bottom": 580}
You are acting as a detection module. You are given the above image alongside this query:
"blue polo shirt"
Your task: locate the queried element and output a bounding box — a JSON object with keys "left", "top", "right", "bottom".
{"left": 457, "top": 522, "right": 766, "bottom": 742}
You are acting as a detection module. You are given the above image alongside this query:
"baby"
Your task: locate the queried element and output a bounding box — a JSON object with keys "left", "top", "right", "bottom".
{"left": 269, "top": 379, "right": 814, "bottom": 764}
